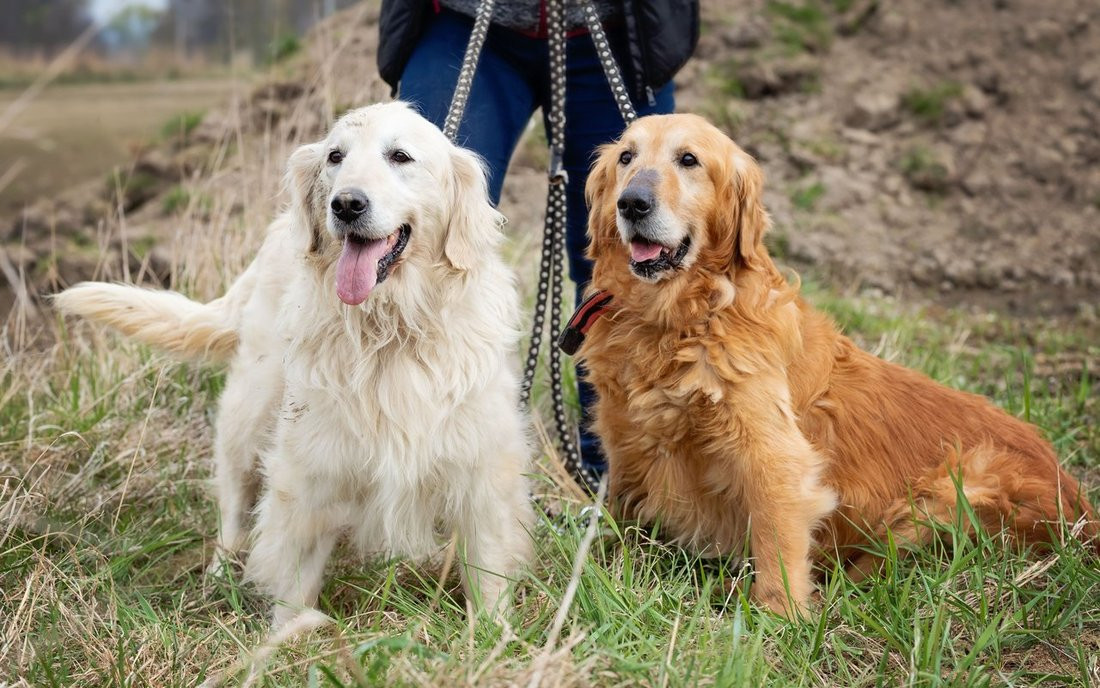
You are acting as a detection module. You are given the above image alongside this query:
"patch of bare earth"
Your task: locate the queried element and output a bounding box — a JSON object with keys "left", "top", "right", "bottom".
{"left": 3, "top": 1, "right": 1100, "bottom": 326}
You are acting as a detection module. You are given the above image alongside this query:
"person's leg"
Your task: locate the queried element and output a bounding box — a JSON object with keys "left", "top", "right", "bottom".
{"left": 549, "top": 31, "right": 675, "bottom": 474}
{"left": 399, "top": 9, "right": 539, "bottom": 204}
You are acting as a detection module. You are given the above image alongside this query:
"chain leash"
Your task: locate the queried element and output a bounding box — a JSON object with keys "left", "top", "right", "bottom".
{"left": 444, "top": 0, "right": 630, "bottom": 495}
{"left": 442, "top": 0, "right": 496, "bottom": 141}
{"left": 580, "top": 2, "right": 638, "bottom": 125}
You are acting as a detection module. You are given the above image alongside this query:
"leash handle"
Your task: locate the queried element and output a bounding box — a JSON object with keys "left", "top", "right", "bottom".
{"left": 581, "top": 2, "right": 638, "bottom": 126}
{"left": 442, "top": 0, "right": 495, "bottom": 142}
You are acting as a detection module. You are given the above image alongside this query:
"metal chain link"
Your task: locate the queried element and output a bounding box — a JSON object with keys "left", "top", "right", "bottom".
{"left": 445, "top": 0, "right": 630, "bottom": 495}
{"left": 519, "top": 0, "right": 601, "bottom": 494}
{"left": 442, "top": 0, "right": 496, "bottom": 141}
{"left": 581, "top": 1, "right": 637, "bottom": 125}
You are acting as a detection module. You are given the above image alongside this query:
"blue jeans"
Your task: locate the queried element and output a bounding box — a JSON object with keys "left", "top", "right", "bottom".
{"left": 400, "top": 8, "right": 675, "bottom": 473}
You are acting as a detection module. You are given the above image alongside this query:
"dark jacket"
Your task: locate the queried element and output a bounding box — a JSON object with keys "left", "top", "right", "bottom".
{"left": 377, "top": 0, "right": 699, "bottom": 104}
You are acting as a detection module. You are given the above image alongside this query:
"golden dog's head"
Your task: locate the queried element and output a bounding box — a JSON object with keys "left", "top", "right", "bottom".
{"left": 285, "top": 102, "right": 503, "bottom": 306}
{"left": 586, "top": 114, "right": 774, "bottom": 300}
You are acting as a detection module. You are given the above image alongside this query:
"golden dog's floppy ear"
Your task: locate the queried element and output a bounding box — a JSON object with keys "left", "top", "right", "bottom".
{"left": 717, "top": 151, "right": 770, "bottom": 272}
{"left": 584, "top": 143, "right": 619, "bottom": 256}
{"left": 285, "top": 141, "right": 326, "bottom": 253}
{"left": 445, "top": 147, "right": 504, "bottom": 271}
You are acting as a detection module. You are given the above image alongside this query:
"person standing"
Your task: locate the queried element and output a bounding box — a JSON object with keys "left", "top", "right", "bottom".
{"left": 377, "top": 0, "right": 699, "bottom": 478}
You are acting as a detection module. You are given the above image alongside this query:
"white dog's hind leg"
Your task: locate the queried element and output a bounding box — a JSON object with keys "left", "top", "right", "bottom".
{"left": 247, "top": 477, "right": 339, "bottom": 627}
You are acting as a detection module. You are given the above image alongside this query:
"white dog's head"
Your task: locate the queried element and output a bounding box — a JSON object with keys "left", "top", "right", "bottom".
{"left": 285, "top": 102, "right": 503, "bottom": 306}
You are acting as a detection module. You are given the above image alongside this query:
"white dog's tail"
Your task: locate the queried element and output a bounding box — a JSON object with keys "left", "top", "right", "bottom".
{"left": 54, "top": 282, "right": 244, "bottom": 363}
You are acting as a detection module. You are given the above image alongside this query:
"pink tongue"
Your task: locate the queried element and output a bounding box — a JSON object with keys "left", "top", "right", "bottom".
{"left": 630, "top": 240, "right": 664, "bottom": 262}
{"left": 336, "top": 237, "right": 390, "bottom": 305}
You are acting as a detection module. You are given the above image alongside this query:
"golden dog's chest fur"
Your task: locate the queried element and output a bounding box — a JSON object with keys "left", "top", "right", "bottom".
{"left": 579, "top": 113, "right": 1097, "bottom": 617}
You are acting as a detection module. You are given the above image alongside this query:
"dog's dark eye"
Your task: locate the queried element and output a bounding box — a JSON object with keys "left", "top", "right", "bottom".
{"left": 619, "top": 150, "right": 633, "bottom": 166}
{"left": 327, "top": 149, "right": 343, "bottom": 165}
{"left": 679, "top": 152, "right": 698, "bottom": 168}
{"left": 390, "top": 149, "right": 413, "bottom": 164}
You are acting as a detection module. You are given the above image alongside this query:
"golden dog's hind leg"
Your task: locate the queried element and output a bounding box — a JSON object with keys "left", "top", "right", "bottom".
{"left": 846, "top": 444, "right": 1099, "bottom": 582}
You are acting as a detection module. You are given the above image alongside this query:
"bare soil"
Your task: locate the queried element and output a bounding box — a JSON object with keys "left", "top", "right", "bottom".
{"left": 2, "top": 0, "right": 1099, "bottom": 321}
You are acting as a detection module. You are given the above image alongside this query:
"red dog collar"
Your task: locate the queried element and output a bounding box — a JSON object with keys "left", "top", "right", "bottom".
{"left": 557, "top": 290, "right": 615, "bottom": 355}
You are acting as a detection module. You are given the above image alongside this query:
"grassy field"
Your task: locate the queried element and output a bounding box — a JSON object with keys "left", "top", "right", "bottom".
{"left": 2, "top": 268, "right": 1098, "bottom": 685}
{"left": 0, "top": 79, "right": 237, "bottom": 217}
{"left": 3, "top": 2, "right": 1098, "bottom": 683}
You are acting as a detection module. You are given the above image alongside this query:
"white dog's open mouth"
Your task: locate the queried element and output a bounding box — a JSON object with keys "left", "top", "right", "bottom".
{"left": 335, "top": 224, "right": 411, "bottom": 305}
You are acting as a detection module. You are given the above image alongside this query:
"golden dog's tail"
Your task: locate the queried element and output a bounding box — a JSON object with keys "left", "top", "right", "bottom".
{"left": 54, "top": 282, "right": 242, "bottom": 363}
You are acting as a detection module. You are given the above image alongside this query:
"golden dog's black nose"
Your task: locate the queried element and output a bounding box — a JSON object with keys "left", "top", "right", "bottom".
{"left": 331, "top": 188, "right": 369, "bottom": 223}
{"left": 617, "top": 182, "right": 655, "bottom": 222}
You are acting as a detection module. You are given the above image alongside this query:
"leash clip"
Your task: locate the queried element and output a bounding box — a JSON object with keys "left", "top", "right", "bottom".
{"left": 549, "top": 148, "right": 568, "bottom": 185}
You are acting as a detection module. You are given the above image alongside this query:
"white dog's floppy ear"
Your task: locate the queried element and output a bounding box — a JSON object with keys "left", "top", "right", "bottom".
{"left": 284, "top": 141, "right": 326, "bottom": 253}
{"left": 445, "top": 147, "right": 505, "bottom": 271}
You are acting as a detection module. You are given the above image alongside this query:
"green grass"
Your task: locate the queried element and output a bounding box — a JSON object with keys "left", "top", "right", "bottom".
{"left": 767, "top": 1, "right": 834, "bottom": 54}
{"left": 160, "top": 109, "right": 206, "bottom": 143}
{"left": 899, "top": 145, "right": 953, "bottom": 193}
{"left": 791, "top": 181, "right": 827, "bottom": 210}
{"left": 161, "top": 185, "right": 192, "bottom": 214}
{"left": 2, "top": 286, "right": 1098, "bottom": 686}
{"left": 268, "top": 34, "right": 303, "bottom": 64}
{"left": 903, "top": 82, "right": 964, "bottom": 125}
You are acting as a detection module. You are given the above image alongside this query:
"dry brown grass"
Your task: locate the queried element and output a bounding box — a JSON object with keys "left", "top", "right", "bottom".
{"left": 1, "top": 3, "right": 1098, "bottom": 686}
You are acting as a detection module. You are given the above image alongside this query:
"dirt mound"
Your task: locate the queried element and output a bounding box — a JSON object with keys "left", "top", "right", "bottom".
{"left": 680, "top": 0, "right": 1100, "bottom": 316}
{"left": 3, "top": 0, "right": 1098, "bottom": 320}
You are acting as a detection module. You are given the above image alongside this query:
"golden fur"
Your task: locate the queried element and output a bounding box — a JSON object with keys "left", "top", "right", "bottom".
{"left": 578, "top": 113, "right": 1097, "bottom": 617}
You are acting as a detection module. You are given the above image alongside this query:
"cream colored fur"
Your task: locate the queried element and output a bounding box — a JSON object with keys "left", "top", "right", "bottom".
{"left": 56, "top": 103, "right": 534, "bottom": 626}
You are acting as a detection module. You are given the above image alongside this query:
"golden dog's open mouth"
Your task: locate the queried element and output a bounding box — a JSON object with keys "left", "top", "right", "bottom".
{"left": 335, "top": 224, "right": 411, "bottom": 305}
{"left": 629, "top": 236, "right": 690, "bottom": 280}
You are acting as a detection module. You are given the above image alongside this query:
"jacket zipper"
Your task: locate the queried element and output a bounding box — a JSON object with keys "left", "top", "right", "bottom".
{"left": 620, "top": 0, "right": 652, "bottom": 105}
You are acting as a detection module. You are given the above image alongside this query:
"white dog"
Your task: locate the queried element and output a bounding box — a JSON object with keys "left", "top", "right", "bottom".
{"left": 56, "top": 102, "right": 534, "bottom": 625}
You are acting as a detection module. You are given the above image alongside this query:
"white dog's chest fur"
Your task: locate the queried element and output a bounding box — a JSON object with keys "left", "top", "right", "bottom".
{"left": 238, "top": 235, "right": 525, "bottom": 560}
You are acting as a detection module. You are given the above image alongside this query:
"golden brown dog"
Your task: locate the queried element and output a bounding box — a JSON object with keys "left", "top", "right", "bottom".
{"left": 576, "top": 113, "right": 1097, "bottom": 618}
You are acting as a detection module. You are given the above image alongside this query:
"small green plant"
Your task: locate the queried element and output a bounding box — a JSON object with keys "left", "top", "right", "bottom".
{"left": 804, "top": 137, "right": 845, "bottom": 163}
{"left": 899, "top": 146, "right": 953, "bottom": 193}
{"left": 791, "top": 181, "right": 826, "bottom": 210}
{"left": 108, "top": 168, "right": 158, "bottom": 198}
{"left": 902, "top": 81, "right": 963, "bottom": 124}
{"left": 130, "top": 235, "right": 156, "bottom": 259}
{"left": 767, "top": 1, "right": 833, "bottom": 53}
{"left": 161, "top": 185, "right": 190, "bottom": 214}
{"left": 712, "top": 61, "right": 746, "bottom": 98}
{"left": 269, "top": 34, "right": 302, "bottom": 64}
{"left": 159, "top": 110, "right": 204, "bottom": 142}
{"left": 766, "top": 230, "right": 791, "bottom": 258}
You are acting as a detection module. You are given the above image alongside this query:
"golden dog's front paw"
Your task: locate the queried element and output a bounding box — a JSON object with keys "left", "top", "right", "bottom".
{"left": 750, "top": 579, "right": 814, "bottom": 620}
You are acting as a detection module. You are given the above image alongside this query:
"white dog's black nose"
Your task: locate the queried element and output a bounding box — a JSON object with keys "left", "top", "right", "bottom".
{"left": 617, "top": 184, "right": 654, "bottom": 222}
{"left": 331, "top": 188, "right": 369, "bottom": 223}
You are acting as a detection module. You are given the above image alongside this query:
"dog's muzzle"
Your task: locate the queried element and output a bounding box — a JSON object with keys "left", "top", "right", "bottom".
{"left": 616, "top": 172, "right": 689, "bottom": 280}
{"left": 331, "top": 187, "right": 369, "bottom": 225}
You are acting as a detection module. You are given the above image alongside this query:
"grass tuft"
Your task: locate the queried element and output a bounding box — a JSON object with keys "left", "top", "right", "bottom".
{"left": 902, "top": 81, "right": 964, "bottom": 125}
